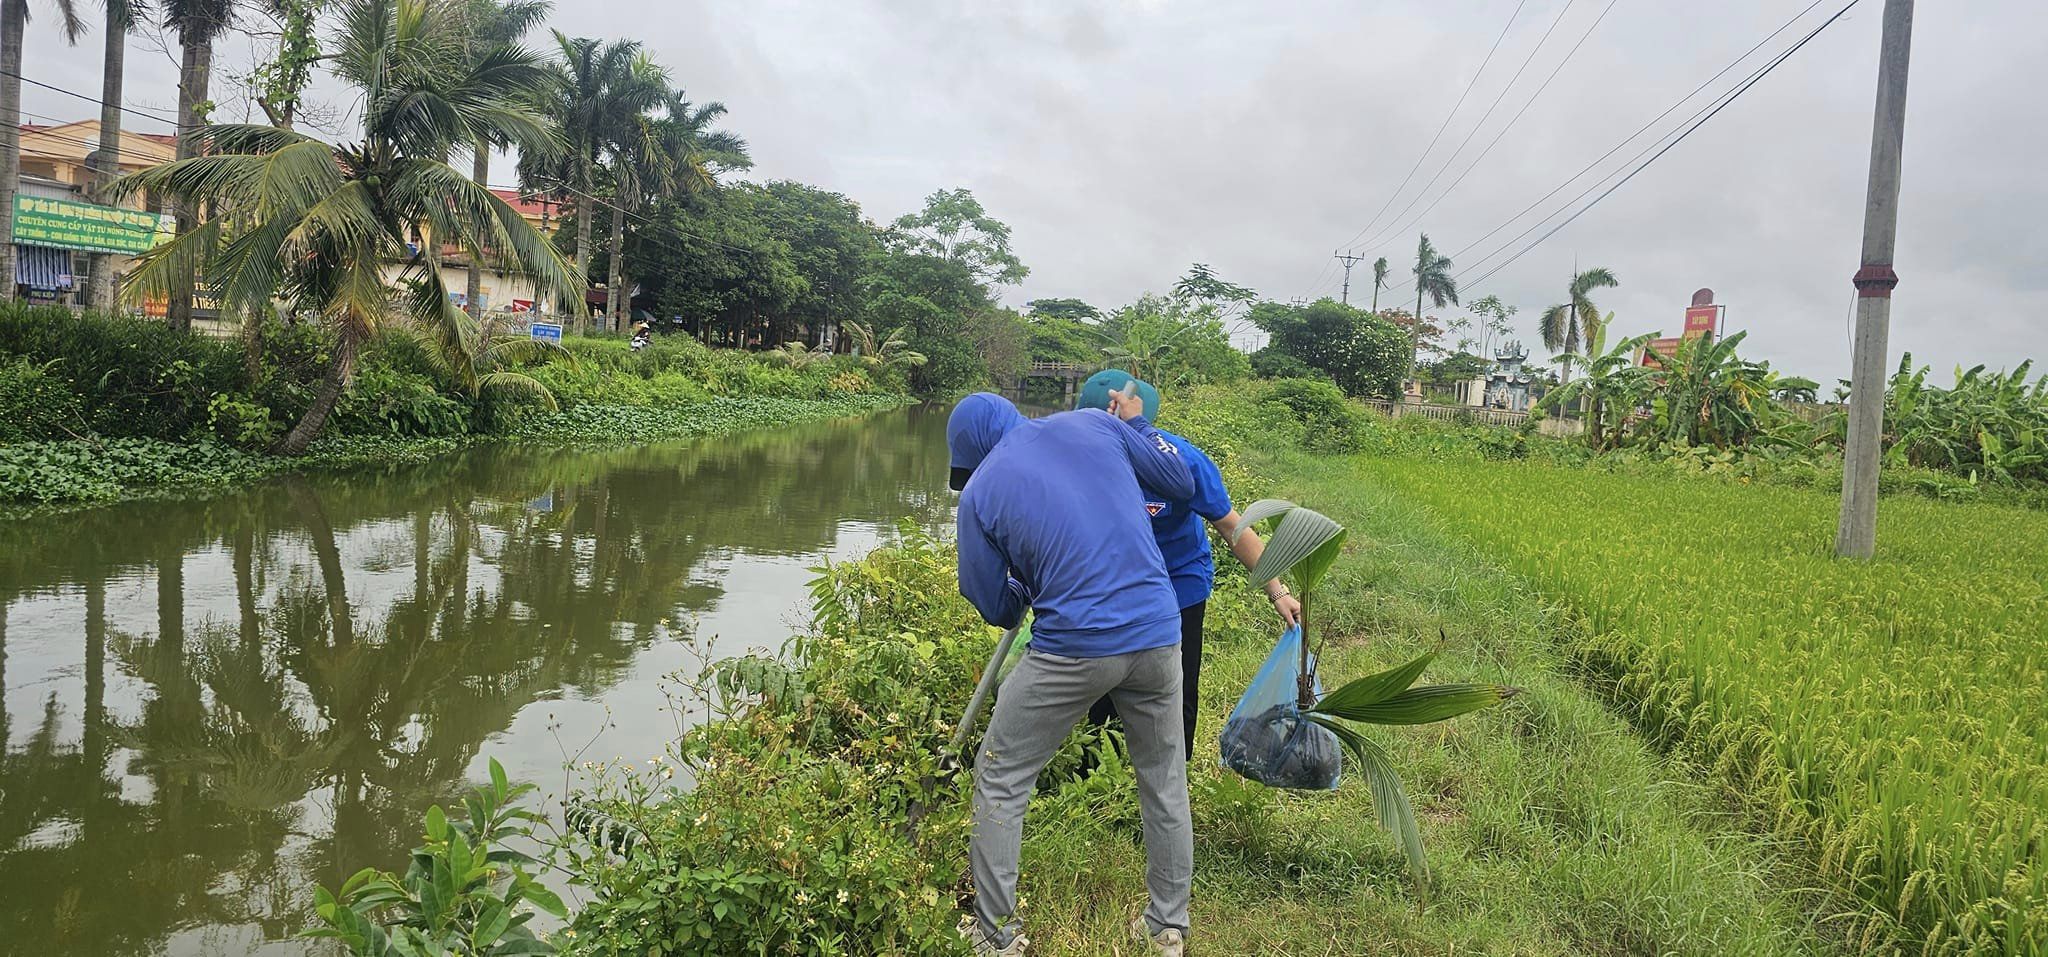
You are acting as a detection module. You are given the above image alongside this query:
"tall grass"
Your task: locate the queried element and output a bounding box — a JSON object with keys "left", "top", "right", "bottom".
{"left": 1363, "top": 458, "right": 2047, "bottom": 954}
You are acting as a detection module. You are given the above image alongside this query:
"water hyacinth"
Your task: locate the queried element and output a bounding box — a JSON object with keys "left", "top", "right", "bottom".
{"left": 1364, "top": 457, "right": 2048, "bottom": 954}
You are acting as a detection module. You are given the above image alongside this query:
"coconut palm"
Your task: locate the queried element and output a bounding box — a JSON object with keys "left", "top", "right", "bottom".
{"left": 601, "top": 86, "right": 748, "bottom": 331}
{"left": 520, "top": 34, "right": 667, "bottom": 331}
{"left": 0, "top": 0, "right": 84, "bottom": 301}
{"left": 1538, "top": 266, "right": 1618, "bottom": 385}
{"left": 114, "top": 0, "right": 579, "bottom": 454}
{"left": 1410, "top": 234, "right": 1457, "bottom": 362}
{"left": 460, "top": 0, "right": 551, "bottom": 318}
{"left": 160, "top": 0, "right": 235, "bottom": 330}
{"left": 1370, "top": 256, "right": 1388, "bottom": 312}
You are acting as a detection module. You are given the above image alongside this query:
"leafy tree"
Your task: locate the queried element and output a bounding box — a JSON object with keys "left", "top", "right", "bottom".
{"left": 1409, "top": 234, "right": 1458, "bottom": 363}
{"left": 1025, "top": 298, "right": 1100, "bottom": 322}
{"left": 1250, "top": 298, "right": 1408, "bottom": 399}
{"left": 1421, "top": 352, "right": 1489, "bottom": 387}
{"left": 1024, "top": 314, "right": 1098, "bottom": 366}
{"left": 1095, "top": 293, "right": 1246, "bottom": 387}
{"left": 116, "top": 0, "right": 578, "bottom": 453}
{"left": 886, "top": 188, "right": 1027, "bottom": 286}
{"left": 749, "top": 182, "right": 880, "bottom": 349}
{"left": 602, "top": 86, "right": 748, "bottom": 330}
{"left": 457, "top": 0, "right": 552, "bottom": 317}
{"left": 627, "top": 186, "right": 805, "bottom": 346}
{"left": 1467, "top": 294, "right": 1517, "bottom": 358}
{"left": 1539, "top": 266, "right": 1618, "bottom": 384}
{"left": 859, "top": 249, "right": 990, "bottom": 395}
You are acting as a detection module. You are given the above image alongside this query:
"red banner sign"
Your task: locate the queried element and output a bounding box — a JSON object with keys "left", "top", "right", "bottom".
{"left": 1683, "top": 304, "right": 1718, "bottom": 340}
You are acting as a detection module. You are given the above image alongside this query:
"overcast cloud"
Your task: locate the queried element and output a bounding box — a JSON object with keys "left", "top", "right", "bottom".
{"left": 16, "top": 0, "right": 2045, "bottom": 382}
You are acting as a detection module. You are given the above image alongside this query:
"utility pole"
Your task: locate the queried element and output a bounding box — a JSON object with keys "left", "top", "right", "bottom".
{"left": 1334, "top": 250, "right": 1366, "bottom": 306}
{"left": 1836, "top": 0, "right": 1914, "bottom": 560}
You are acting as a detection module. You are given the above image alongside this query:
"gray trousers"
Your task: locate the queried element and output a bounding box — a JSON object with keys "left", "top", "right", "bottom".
{"left": 971, "top": 644, "right": 1193, "bottom": 946}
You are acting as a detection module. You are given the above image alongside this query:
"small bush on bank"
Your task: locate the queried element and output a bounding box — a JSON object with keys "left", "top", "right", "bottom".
{"left": 0, "top": 303, "right": 246, "bottom": 439}
{"left": 0, "top": 357, "right": 86, "bottom": 443}
{"left": 1261, "top": 377, "right": 1371, "bottom": 453}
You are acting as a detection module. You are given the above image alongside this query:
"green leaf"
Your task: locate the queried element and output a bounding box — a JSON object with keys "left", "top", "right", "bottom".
{"left": 489, "top": 939, "right": 557, "bottom": 956}
{"left": 1308, "top": 715, "right": 1426, "bottom": 882}
{"left": 1247, "top": 505, "right": 1346, "bottom": 592}
{"left": 519, "top": 877, "right": 567, "bottom": 918}
{"left": 489, "top": 758, "right": 509, "bottom": 798}
{"left": 1229, "top": 497, "right": 1297, "bottom": 546}
{"left": 425, "top": 805, "right": 449, "bottom": 842}
{"left": 1311, "top": 646, "right": 1438, "bottom": 715}
{"left": 1316, "top": 683, "right": 1514, "bottom": 726}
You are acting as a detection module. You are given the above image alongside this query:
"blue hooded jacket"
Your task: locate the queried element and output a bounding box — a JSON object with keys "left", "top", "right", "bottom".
{"left": 947, "top": 393, "right": 1196, "bottom": 658}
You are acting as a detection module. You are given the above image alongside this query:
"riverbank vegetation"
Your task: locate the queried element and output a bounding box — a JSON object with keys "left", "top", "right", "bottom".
{"left": 492, "top": 386, "right": 1843, "bottom": 956}
{"left": 0, "top": 304, "right": 905, "bottom": 508}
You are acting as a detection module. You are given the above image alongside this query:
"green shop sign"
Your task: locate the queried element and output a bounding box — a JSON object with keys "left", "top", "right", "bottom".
{"left": 12, "top": 195, "right": 171, "bottom": 255}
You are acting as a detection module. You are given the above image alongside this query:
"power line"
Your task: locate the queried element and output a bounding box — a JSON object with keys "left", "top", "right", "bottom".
{"left": 1455, "top": 0, "right": 1863, "bottom": 293}
{"left": 1353, "top": 0, "right": 1624, "bottom": 260}
{"left": 1344, "top": 0, "right": 1585, "bottom": 258}
{"left": 0, "top": 67, "right": 182, "bottom": 128}
{"left": 1335, "top": 0, "right": 1532, "bottom": 252}
{"left": 1437, "top": 0, "right": 1831, "bottom": 267}
{"left": 501, "top": 178, "right": 761, "bottom": 256}
{"left": 1383, "top": 0, "right": 1849, "bottom": 298}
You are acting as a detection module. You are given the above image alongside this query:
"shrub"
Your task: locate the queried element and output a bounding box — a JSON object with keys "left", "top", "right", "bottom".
{"left": 0, "top": 356, "right": 85, "bottom": 443}
{"left": 206, "top": 392, "right": 282, "bottom": 449}
{"left": 1249, "top": 347, "right": 1322, "bottom": 382}
{"left": 0, "top": 302, "right": 247, "bottom": 439}
{"left": 331, "top": 365, "right": 471, "bottom": 437}
{"left": 1262, "top": 378, "right": 1369, "bottom": 453}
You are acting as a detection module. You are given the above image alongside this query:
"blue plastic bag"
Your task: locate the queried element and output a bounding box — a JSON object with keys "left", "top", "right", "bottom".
{"left": 1219, "top": 625, "right": 1342, "bottom": 790}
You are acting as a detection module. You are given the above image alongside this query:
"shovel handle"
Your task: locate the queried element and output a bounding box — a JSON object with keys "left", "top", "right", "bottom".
{"left": 947, "top": 623, "right": 1024, "bottom": 759}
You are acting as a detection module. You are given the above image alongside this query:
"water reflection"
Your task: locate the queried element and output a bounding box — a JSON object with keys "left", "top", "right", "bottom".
{"left": 0, "top": 405, "right": 950, "bottom": 956}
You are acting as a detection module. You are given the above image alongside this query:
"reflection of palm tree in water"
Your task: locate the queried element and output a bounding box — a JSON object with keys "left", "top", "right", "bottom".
{"left": 0, "top": 408, "right": 952, "bottom": 954}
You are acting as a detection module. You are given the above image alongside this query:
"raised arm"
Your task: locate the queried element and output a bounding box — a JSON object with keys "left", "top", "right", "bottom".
{"left": 956, "top": 496, "right": 1029, "bottom": 628}
{"left": 1106, "top": 412, "right": 1195, "bottom": 502}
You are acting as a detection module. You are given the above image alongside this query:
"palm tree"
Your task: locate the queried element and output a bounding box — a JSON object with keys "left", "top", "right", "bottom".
{"left": 86, "top": 0, "right": 140, "bottom": 310}
{"left": 1538, "top": 266, "right": 1619, "bottom": 385}
{"left": 161, "top": 0, "right": 234, "bottom": 330}
{"left": 1411, "top": 233, "right": 1458, "bottom": 362}
{"left": 601, "top": 86, "right": 748, "bottom": 331}
{"left": 460, "top": 0, "right": 551, "bottom": 319}
{"left": 0, "top": 0, "right": 84, "bottom": 302}
{"left": 523, "top": 34, "right": 665, "bottom": 333}
{"left": 842, "top": 320, "right": 926, "bottom": 373}
{"left": 1370, "top": 256, "right": 1388, "bottom": 312}
{"left": 114, "top": 0, "right": 579, "bottom": 454}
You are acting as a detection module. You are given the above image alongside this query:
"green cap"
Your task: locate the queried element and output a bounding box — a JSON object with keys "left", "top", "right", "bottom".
{"left": 1076, "top": 369, "right": 1160, "bottom": 419}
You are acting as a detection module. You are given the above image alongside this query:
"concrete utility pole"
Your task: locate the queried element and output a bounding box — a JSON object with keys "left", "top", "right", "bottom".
{"left": 1836, "top": 0, "right": 1915, "bottom": 560}
{"left": 1334, "top": 250, "right": 1366, "bottom": 306}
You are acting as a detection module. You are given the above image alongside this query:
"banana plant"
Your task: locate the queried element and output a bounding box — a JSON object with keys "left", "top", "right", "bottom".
{"left": 1231, "top": 499, "right": 1517, "bottom": 880}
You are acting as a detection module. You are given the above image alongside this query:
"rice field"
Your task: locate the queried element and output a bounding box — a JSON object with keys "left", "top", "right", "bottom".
{"left": 1361, "top": 459, "right": 2047, "bottom": 955}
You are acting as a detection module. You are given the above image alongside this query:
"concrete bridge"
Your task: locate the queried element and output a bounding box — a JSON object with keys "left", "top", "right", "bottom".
{"left": 1006, "top": 361, "right": 1100, "bottom": 403}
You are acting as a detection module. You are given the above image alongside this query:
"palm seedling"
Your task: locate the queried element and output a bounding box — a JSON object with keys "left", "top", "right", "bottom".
{"left": 1229, "top": 499, "right": 1517, "bottom": 880}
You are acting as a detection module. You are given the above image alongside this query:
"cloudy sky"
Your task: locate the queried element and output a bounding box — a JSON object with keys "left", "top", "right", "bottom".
{"left": 16, "top": 0, "right": 2045, "bottom": 382}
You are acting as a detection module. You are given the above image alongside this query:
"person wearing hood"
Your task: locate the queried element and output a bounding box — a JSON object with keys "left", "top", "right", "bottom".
{"left": 1074, "top": 369, "right": 1304, "bottom": 764}
{"left": 947, "top": 390, "right": 1196, "bottom": 957}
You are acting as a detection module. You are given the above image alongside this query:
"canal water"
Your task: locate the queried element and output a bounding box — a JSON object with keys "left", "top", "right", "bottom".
{"left": 0, "top": 405, "right": 953, "bottom": 956}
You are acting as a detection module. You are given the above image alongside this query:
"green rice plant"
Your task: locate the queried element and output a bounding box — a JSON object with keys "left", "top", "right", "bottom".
{"left": 1230, "top": 498, "right": 1516, "bottom": 880}
{"left": 1363, "top": 457, "right": 2048, "bottom": 953}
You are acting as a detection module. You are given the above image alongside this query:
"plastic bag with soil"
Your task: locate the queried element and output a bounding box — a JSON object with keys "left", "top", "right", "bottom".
{"left": 1218, "top": 625, "right": 1342, "bottom": 790}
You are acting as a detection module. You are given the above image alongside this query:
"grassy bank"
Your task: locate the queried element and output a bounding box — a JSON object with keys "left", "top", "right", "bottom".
{"left": 545, "top": 390, "right": 1840, "bottom": 956}
{"left": 0, "top": 304, "right": 912, "bottom": 513}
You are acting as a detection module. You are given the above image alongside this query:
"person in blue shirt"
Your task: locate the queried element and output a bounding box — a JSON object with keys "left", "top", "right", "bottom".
{"left": 1074, "top": 369, "right": 1303, "bottom": 764}
{"left": 947, "top": 391, "right": 1195, "bottom": 957}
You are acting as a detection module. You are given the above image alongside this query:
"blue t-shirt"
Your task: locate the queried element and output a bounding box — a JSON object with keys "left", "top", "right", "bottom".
{"left": 955, "top": 409, "right": 1196, "bottom": 658}
{"left": 1143, "top": 430, "right": 1234, "bottom": 609}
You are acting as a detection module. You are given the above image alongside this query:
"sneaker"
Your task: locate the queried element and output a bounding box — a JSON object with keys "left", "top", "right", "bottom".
{"left": 1128, "top": 916, "right": 1186, "bottom": 957}
{"left": 957, "top": 914, "right": 1029, "bottom": 956}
